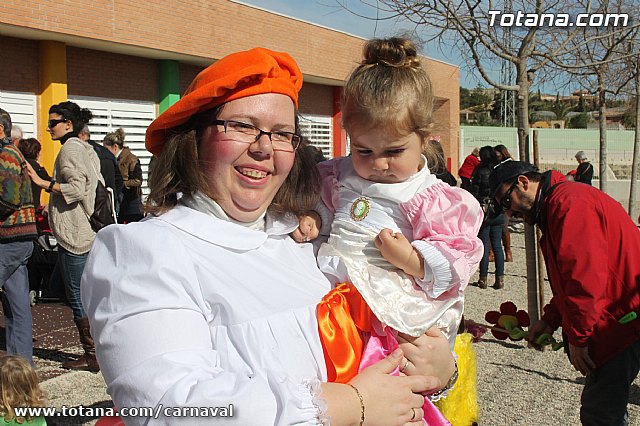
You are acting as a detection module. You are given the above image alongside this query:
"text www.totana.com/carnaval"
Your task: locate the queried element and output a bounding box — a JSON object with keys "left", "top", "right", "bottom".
{"left": 14, "top": 404, "right": 235, "bottom": 419}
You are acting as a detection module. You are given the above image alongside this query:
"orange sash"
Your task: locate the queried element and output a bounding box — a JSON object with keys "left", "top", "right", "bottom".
{"left": 317, "top": 282, "right": 373, "bottom": 383}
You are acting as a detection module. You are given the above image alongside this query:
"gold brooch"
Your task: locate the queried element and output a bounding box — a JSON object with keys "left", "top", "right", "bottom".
{"left": 350, "top": 196, "right": 371, "bottom": 221}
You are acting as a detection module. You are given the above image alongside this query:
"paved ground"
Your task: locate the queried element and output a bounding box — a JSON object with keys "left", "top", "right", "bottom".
{"left": 0, "top": 303, "right": 112, "bottom": 425}
{"left": 3, "top": 227, "right": 640, "bottom": 425}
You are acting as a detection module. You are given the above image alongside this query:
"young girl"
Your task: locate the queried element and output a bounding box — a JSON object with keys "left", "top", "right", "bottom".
{"left": 0, "top": 356, "right": 47, "bottom": 425}
{"left": 293, "top": 36, "right": 484, "bottom": 423}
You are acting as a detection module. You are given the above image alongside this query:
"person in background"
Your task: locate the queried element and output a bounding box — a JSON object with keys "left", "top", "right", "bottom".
{"left": 0, "top": 109, "right": 37, "bottom": 365}
{"left": 458, "top": 147, "right": 480, "bottom": 191}
{"left": 81, "top": 46, "right": 456, "bottom": 426}
{"left": 494, "top": 144, "right": 511, "bottom": 163}
{"left": 10, "top": 125, "right": 22, "bottom": 145}
{"left": 491, "top": 160, "right": 640, "bottom": 426}
{"left": 16, "top": 138, "right": 50, "bottom": 209}
{"left": 103, "top": 128, "right": 144, "bottom": 223}
{"left": 470, "top": 146, "right": 505, "bottom": 289}
{"left": 0, "top": 355, "right": 47, "bottom": 425}
{"left": 574, "top": 150, "right": 594, "bottom": 185}
{"left": 79, "top": 126, "right": 123, "bottom": 213}
{"left": 493, "top": 144, "right": 513, "bottom": 262}
{"left": 25, "top": 101, "right": 101, "bottom": 373}
{"left": 428, "top": 138, "right": 457, "bottom": 186}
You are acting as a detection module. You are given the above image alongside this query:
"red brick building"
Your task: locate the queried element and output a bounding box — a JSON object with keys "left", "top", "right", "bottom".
{"left": 0, "top": 0, "right": 460, "bottom": 193}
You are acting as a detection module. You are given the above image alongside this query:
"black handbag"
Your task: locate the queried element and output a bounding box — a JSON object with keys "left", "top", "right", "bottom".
{"left": 83, "top": 160, "right": 117, "bottom": 232}
{"left": 89, "top": 180, "right": 117, "bottom": 232}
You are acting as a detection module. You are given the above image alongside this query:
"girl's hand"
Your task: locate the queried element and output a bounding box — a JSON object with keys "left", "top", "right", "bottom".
{"left": 397, "top": 327, "right": 456, "bottom": 390}
{"left": 322, "top": 349, "right": 435, "bottom": 425}
{"left": 290, "top": 211, "right": 321, "bottom": 243}
{"left": 375, "top": 229, "right": 424, "bottom": 278}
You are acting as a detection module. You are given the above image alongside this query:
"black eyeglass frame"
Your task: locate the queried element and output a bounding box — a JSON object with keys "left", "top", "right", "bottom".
{"left": 47, "top": 119, "right": 68, "bottom": 129}
{"left": 212, "top": 119, "right": 302, "bottom": 150}
{"left": 497, "top": 180, "right": 519, "bottom": 211}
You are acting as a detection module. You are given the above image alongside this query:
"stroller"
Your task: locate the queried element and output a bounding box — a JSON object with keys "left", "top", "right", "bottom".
{"left": 27, "top": 206, "right": 60, "bottom": 305}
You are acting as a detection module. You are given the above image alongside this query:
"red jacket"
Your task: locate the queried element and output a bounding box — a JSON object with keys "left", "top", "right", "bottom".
{"left": 458, "top": 154, "right": 480, "bottom": 179}
{"left": 539, "top": 179, "right": 640, "bottom": 368}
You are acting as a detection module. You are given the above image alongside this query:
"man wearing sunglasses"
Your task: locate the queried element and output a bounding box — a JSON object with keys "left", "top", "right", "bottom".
{"left": 490, "top": 160, "right": 640, "bottom": 426}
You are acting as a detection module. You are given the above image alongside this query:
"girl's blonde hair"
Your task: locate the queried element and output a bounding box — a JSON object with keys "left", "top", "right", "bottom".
{"left": 341, "top": 36, "right": 434, "bottom": 139}
{"left": 0, "top": 356, "right": 46, "bottom": 423}
{"left": 103, "top": 128, "right": 126, "bottom": 149}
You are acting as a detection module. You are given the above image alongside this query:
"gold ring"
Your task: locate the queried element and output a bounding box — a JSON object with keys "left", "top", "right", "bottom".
{"left": 400, "top": 359, "right": 410, "bottom": 373}
{"left": 411, "top": 407, "right": 417, "bottom": 421}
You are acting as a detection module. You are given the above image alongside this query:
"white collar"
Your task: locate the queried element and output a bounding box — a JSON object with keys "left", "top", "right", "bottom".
{"left": 154, "top": 201, "right": 299, "bottom": 250}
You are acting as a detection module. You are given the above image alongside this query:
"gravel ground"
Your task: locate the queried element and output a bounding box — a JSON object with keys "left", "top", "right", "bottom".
{"left": 39, "top": 228, "right": 640, "bottom": 425}
{"left": 465, "top": 227, "right": 640, "bottom": 425}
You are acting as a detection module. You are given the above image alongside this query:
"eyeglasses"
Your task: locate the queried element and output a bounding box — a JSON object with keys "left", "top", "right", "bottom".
{"left": 212, "top": 120, "right": 301, "bottom": 152}
{"left": 47, "top": 119, "right": 67, "bottom": 129}
{"left": 497, "top": 181, "right": 518, "bottom": 211}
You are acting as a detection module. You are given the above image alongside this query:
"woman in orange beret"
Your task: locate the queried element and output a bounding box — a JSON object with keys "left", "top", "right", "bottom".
{"left": 81, "top": 47, "right": 454, "bottom": 425}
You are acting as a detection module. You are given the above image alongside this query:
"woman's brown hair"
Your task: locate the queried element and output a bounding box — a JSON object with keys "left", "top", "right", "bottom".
{"left": 145, "top": 105, "right": 320, "bottom": 217}
{"left": 16, "top": 138, "right": 42, "bottom": 161}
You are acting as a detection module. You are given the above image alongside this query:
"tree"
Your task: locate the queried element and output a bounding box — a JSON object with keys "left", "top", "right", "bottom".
{"left": 460, "top": 87, "right": 494, "bottom": 110}
{"left": 341, "top": 0, "right": 640, "bottom": 321}
{"left": 568, "top": 112, "right": 591, "bottom": 128}
{"left": 536, "top": 0, "right": 640, "bottom": 192}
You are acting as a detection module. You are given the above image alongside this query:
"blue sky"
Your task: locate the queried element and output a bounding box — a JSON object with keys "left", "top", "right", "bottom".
{"left": 238, "top": 0, "right": 484, "bottom": 89}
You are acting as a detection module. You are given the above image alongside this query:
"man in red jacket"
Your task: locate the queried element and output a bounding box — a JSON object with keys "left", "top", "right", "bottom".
{"left": 490, "top": 160, "right": 640, "bottom": 426}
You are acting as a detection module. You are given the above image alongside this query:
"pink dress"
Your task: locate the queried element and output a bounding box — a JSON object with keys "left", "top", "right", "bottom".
{"left": 315, "top": 156, "right": 483, "bottom": 425}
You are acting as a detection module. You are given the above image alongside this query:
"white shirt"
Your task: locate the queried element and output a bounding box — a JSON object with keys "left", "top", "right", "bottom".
{"left": 81, "top": 204, "right": 330, "bottom": 425}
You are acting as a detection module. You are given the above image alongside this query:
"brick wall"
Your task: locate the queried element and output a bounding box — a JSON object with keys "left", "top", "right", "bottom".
{"left": 0, "top": 0, "right": 460, "bottom": 158}
{"left": 0, "top": 36, "right": 39, "bottom": 93}
{"left": 179, "top": 64, "right": 206, "bottom": 96}
{"left": 299, "top": 83, "right": 333, "bottom": 117}
{"left": 67, "top": 47, "right": 157, "bottom": 101}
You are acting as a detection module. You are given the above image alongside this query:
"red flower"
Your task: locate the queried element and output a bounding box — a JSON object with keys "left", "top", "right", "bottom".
{"left": 484, "top": 301, "right": 530, "bottom": 341}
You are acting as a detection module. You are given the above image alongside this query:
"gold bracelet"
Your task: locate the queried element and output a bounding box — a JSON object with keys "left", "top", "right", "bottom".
{"left": 347, "top": 383, "right": 365, "bottom": 426}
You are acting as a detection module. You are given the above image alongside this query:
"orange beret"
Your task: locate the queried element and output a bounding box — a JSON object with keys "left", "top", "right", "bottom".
{"left": 146, "top": 47, "right": 303, "bottom": 155}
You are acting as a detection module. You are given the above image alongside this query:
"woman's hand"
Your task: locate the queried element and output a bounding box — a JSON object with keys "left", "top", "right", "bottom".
{"left": 397, "top": 327, "right": 456, "bottom": 390}
{"left": 24, "top": 161, "right": 46, "bottom": 188}
{"left": 322, "top": 349, "right": 433, "bottom": 425}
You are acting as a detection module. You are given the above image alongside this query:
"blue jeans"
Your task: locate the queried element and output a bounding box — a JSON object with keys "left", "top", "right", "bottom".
{"left": 580, "top": 339, "right": 640, "bottom": 426}
{"left": 57, "top": 246, "right": 89, "bottom": 319}
{"left": 0, "top": 241, "right": 34, "bottom": 364}
{"left": 478, "top": 214, "right": 505, "bottom": 277}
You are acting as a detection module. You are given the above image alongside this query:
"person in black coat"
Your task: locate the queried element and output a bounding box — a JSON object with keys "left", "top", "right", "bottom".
{"left": 574, "top": 150, "right": 594, "bottom": 185}
{"left": 470, "top": 146, "right": 505, "bottom": 289}
{"left": 427, "top": 139, "right": 457, "bottom": 186}
{"left": 79, "top": 126, "right": 123, "bottom": 212}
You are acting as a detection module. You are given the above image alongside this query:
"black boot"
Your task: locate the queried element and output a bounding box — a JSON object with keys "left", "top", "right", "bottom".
{"left": 494, "top": 276, "right": 505, "bottom": 290}
{"left": 472, "top": 275, "right": 488, "bottom": 289}
{"left": 62, "top": 317, "right": 100, "bottom": 373}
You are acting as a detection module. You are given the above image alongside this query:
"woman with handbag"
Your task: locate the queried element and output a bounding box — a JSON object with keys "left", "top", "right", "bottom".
{"left": 103, "top": 129, "right": 144, "bottom": 223}
{"left": 25, "top": 101, "right": 101, "bottom": 372}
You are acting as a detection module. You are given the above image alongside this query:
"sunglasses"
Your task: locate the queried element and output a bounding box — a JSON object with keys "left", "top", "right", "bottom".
{"left": 497, "top": 181, "right": 518, "bottom": 211}
{"left": 47, "top": 119, "right": 67, "bottom": 129}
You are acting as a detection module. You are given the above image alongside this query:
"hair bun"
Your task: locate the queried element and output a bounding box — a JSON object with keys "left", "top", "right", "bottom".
{"left": 114, "top": 128, "right": 126, "bottom": 142}
{"left": 362, "top": 36, "right": 421, "bottom": 68}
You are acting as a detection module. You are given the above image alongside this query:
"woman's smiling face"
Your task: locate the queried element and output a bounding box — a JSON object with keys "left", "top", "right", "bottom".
{"left": 198, "top": 93, "right": 297, "bottom": 222}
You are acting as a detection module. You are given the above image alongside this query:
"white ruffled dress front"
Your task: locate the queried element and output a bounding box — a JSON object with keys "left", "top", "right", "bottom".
{"left": 316, "top": 157, "right": 484, "bottom": 346}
